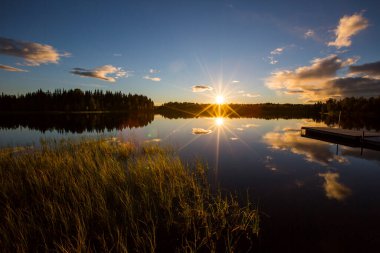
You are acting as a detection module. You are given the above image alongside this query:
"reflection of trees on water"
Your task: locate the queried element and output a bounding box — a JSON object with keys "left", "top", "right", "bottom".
{"left": 0, "top": 113, "right": 154, "bottom": 133}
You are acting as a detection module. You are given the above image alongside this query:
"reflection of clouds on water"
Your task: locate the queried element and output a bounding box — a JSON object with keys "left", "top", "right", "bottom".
{"left": 192, "top": 128, "right": 212, "bottom": 135}
{"left": 319, "top": 172, "right": 352, "bottom": 201}
{"left": 263, "top": 131, "right": 348, "bottom": 166}
{"left": 144, "top": 138, "right": 161, "bottom": 143}
{"left": 230, "top": 137, "right": 239, "bottom": 141}
{"left": 264, "top": 155, "right": 278, "bottom": 171}
{"left": 236, "top": 127, "right": 244, "bottom": 131}
{"left": 242, "top": 123, "right": 259, "bottom": 128}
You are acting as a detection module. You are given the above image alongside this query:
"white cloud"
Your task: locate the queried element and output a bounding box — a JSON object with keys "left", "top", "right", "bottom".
{"left": 143, "top": 75, "right": 161, "bottom": 82}
{"left": 192, "top": 85, "right": 213, "bottom": 92}
{"left": 328, "top": 12, "right": 369, "bottom": 48}
{"left": 0, "top": 64, "right": 28, "bottom": 72}
{"left": 271, "top": 47, "right": 285, "bottom": 55}
{"left": 304, "top": 29, "right": 315, "bottom": 39}
{"left": 149, "top": 68, "right": 160, "bottom": 74}
{"left": 268, "top": 47, "right": 285, "bottom": 64}
{"left": 243, "top": 93, "right": 261, "bottom": 98}
{"left": 0, "top": 37, "right": 70, "bottom": 66}
{"left": 232, "top": 80, "right": 240, "bottom": 83}
{"left": 71, "top": 65, "right": 127, "bottom": 82}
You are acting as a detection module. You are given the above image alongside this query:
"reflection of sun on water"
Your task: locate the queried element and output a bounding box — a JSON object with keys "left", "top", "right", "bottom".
{"left": 215, "top": 117, "right": 224, "bottom": 126}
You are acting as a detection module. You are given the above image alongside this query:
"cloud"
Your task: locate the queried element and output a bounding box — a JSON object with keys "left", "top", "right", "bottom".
{"left": 192, "top": 85, "right": 213, "bottom": 92}
{"left": 0, "top": 37, "right": 70, "bottom": 66}
{"left": 271, "top": 47, "right": 284, "bottom": 55}
{"left": 0, "top": 64, "right": 28, "bottom": 72}
{"left": 349, "top": 61, "right": 380, "bottom": 77}
{"left": 266, "top": 54, "right": 364, "bottom": 101}
{"left": 71, "top": 65, "right": 127, "bottom": 82}
{"left": 192, "top": 128, "right": 212, "bottom": 135}
{"left": 326, "top": 77, "right": 380, "bottom": 97}
{"left": 143, "top": 75, "right": 161, "bottom": 82}
{"left": 149, "top": 68, "right": 160, "bottom": 74}
{"left": 263, "top": 131, "right": 348, "bottom": 166}
{"left": 113, "top": 53, "right": 122, "bottom": 57}
{"left": 328, "top": 12, "right": 369, "bottom": 48}
{"left": 319, "top": 172, "right": 352, "bottom": 201}
{"left": 304, "top": 29, "right": 315, "bottom": 39}
{"left": 237, "top": 90, "right": 245, "bottom": 94}
{"left": 232, "top": 80, "right": 240, "bottom": 83}
{"left": 268, "top": 47, "right": 285, "bottom": 64}
{"left": 243, "top": 93, "right": 261, "bottom": 98}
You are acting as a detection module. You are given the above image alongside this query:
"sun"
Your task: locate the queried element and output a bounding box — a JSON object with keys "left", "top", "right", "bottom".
{"left": 215, "top": 95, "right": 225, "bottom": 105}
{"left": 215, "top": 117, "right": 224, "bottom": 126}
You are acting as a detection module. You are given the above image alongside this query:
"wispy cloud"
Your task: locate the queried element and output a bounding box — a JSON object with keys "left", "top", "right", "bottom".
{"left": 304, "top": 29, "right": 315, "bottom": 39}
{"left": 192, "top": 85, "right": 213, "bottom": 92}
{"left": 71, "top": 65, "right": 127, "bottom": 82}
{"left": 149, "top": 68, "right": 160, "bottom": 74}
{"left": 0, "top": 64, "right": 28, "bottom": 72}
{"left": 268, "top": 47, "right": 285, "bottom": 64}
{"left": 232, "top": 80, "right": 240, "bottom": 83}
{"left": 243, "top": 93, "right": 261, "bottom": 98}
{"left": 349, "top": 61, "right": 380, "bottom": 78}
{"left": 143, "top": 75, "right": 161, "bottom": 82}
{"left": 266, "top": 54, "right": 365, "bottom": 101}
{"left": 0, "top": 37, "right": 70, "bottom": 66}
{"left": 328, "top": 12, "right": 369, "bottom": 48}
{"left": 113, "top": 53, "right": 122, "bottom": 57}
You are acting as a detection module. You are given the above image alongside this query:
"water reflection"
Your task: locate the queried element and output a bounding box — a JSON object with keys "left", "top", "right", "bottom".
{"left": 263, "top": 130, "right": 348, "bottom": 166}
{"left": 319, "top": 172, "right": 352, "bottom": 201}
{"left": 192, "top": 128, "right": 212, "bottom": 135}
{"left": 0, "top": 112, "right": 154, "bottom": 133}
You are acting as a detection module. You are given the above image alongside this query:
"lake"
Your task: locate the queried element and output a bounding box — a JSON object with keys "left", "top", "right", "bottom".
{"left": 1, "top": 113, "right": 380, "bottom": 252}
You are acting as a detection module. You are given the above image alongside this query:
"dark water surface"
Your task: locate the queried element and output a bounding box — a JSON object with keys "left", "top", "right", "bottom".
{"left": 1, "top": 114, "right": 380, "bottom": 252}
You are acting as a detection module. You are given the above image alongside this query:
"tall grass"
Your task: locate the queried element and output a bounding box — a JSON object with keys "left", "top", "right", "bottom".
{"left": 0, "top": 139, "right": 259, "bottom": 252}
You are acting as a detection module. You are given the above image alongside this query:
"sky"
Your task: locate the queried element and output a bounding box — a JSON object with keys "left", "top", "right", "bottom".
{"left": 1, "top": 0, "right": 380, "bottom": 104}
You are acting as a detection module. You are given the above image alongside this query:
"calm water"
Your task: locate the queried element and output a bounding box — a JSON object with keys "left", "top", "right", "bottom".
{"left": 1, "top": 114, "right": 380, "bottom": 252}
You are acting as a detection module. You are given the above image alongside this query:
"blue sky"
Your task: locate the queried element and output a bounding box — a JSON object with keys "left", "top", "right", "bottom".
{"left": 1, "top": 0, "right": 380, "bottom": 104}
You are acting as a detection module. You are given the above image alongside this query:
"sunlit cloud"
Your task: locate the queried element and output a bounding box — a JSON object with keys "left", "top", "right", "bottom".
{"left": 266, "top": 54, "right": 365, "bottom": 101}
{"left": 0, "top": 37, "right": 70, "bottom": 66}
{"left": 349, "top": 61, "right": 380, "bottom": 78}
{"left": 0, "top": 64, "right": 28, "bottom": 72}
{"left": 192, "top": 85, "right": 213, "bottom": 92}
{"left": 304, "top": 29, "right": 315, "bottom": 39}
{"left": 71, "top": 65, "right": 127, "bottom": 82}
{"left": 328, "top": 12, "right": 369, "bottom": 48}
{"left": 319, "top": 172, "right": 352, "bottom": 201}
{"left": 143, "top": 75, "right": 161, "bottom": 82}
{"left": 192, "top": 128, "right": 212, "bottom": 135}
{"left": 232, "top": 80, "right": 240, "bottom": 83}
{"left": 144, "top": 138, "right": 161, "bottom": 143}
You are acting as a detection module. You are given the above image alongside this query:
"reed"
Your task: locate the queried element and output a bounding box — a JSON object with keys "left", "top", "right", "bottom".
{"left": 0, "top": 139, "right": 258, "bottom": 252}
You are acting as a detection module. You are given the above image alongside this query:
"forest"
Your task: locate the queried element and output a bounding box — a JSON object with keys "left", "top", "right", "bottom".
{"left": 0, "top": 89, "right": 154, "bottom": 112}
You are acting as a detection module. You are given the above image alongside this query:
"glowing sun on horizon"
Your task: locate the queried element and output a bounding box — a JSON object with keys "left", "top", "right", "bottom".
{"left": 215, "top": 95, "right": 225, "bottom": 105}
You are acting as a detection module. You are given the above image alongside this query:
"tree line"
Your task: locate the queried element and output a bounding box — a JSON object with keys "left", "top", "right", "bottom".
{"left": 0, "top": 89, "right": 154, "bottom": 112}
{"left": 318, "top": 96, "right": 380, "bottom": 116}
{"left": 156, "top": 102, "right": 321, "bottom": 119}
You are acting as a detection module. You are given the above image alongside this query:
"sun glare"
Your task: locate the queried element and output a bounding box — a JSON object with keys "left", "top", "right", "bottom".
{"left": 215, "top": 95, "right": 225, "bottom": 105}
{"left": 215, "top": 117, "right": 224, "bottom": 126}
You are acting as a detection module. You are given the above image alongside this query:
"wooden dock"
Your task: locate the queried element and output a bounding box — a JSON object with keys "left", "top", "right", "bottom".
{"left": 301, "top": 127, "right": 380, "bottom": 150}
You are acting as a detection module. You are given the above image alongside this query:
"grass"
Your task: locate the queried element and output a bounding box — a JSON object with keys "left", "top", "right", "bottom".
{"left": 0, "top": 139, "right": 259, "bottom": 252}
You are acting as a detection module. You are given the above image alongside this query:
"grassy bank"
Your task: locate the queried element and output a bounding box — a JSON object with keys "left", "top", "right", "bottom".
{"left": 0, "top": 139, "right": 259, "bottom": 252}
